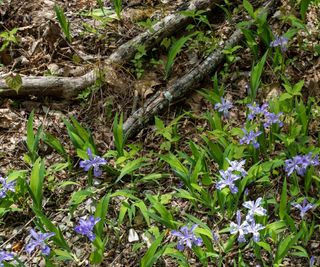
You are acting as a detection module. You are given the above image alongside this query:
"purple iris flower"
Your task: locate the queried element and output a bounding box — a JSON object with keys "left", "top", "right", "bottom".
{"left": 310, "top": 256, "right": 315, "bottom": 267}
{"left": 230, "top": 211, "right": 249, "bottom": 243}
{"left": 0, "top": 250, "right": 14, "bottom": 266}
{"left": 245, "top": 220, "right": 265, "bottom": 242}
{"left": 247, "top": 103, "right": 269, "bottom": 120}
{"left": 285, "top": 153, "right": 319, "bottom": 176}
{"left": 214, "top": 97, "right": 233, "bottom": 118}
{"left": 244, "top": 188, "right": 249, "bottom": 196}
{"left": 243, "top": 198, "right": 267, "bottom": 222}
{"left": 171, "top": 224, "right": 202, "bottom": 251}
{"left": 226, "top": 159, "right": 247, "bottom": 177}
{"left": 0, "top": 176, "right": 16, "bottom": 199}
{"left": 270, "top": 36, "right": 288, "bottom": 52}
{"left": 292, "top": 199, "right": 314, "bottom": 219}
{"left": 25, "top": 229, "right": 55, "bottom": 256}
{"left": 212, "top": 231, "right": 219, "bottom": 242}
{"left": 264, "top": 112, "right": 283, "bottom": 128}
{"left": 79, "top": 148, "right": 107, "bottom": 177}
{"left": 216, "top": 170, "right": 241, "bottom": 194}
{"left": 74, "top": 215, "right": 100, "bottom": 241}
{"left": 284, "top": 156, "right": 303, "bottom": 176}
{"left": 239, "top": 128, "right": 262, "bottom": 148}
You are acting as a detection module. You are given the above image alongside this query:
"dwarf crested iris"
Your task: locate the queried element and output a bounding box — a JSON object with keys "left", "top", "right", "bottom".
{"left": 240, "top": 128, "right": 262, "bottom": 148}
{"left": 243, "top": 198, "right": 267, "bottom": 222}
{"left": 270, "top": 36, "right": 288, "bottom": 52}
{"left": 214, "top": 97, "right": 233, "bottom": 118}
{"left": 0, "top": 176, "right": 16, "bottom": 199}
{"left": 226, "top": 159, "right": 247, "bottom": 177}
{"left": 75, "top": 215, "right": 100, "bottom": 241}
{"left": 216, "top": 170, "right": 241, "bottom": 194}
{"left": 292, "top": 198, "right": 314, "bottom": 219}
{"left": 246, "top": 220, "right": 265, "bottom": 242}
{"left": 264, "top": 112, "right": 283, "bottom": 128}
{"left": 309, "top": 256, "right": 315, "bottom": 267}
{"left": 79, "top": 148, "right": 107, "bottom": 177}
{"left": 25, "top": 229, "right": 55, "bottom": 256}
{"left": 0, "top": 250, "right": 14, "bottom": 266}
{"left": 171, "top": 224, "right": 202, "bottom": 251}
{"left": 230, "top": 211, "right": 249, "bottom": 243}
{"left": 285, "top": 153, "right": 319, "bottom": 176}
{"left": 247, "top": 103, "right": 268, "bottom": 120}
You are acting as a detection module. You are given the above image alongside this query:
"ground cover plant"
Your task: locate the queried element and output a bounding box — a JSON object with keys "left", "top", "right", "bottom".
{"left": 0, "top": 0, "right": 320, "bottom": 266}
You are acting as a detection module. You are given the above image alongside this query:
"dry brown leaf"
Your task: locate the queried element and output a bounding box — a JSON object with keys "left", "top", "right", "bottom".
{"left": 0, "top": 108, "right": 21, "bottom": 129}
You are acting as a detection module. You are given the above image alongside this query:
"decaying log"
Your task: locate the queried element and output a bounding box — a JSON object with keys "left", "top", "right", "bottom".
{"left": 123, "top": 0, "right": 279, "bottom": 139}
{"left": 0, "top": 0, "right": 221, "bottom": 98}
{"left": 123, "top": 29, "right": 243, "bottom": 139}
{"left": 0, "top": 70, "right": 96, "bottom": 99}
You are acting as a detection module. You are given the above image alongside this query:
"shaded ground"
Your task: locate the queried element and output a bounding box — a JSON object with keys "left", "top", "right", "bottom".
{"left": 0, "top": 0, "right": 320, "bottom": 266}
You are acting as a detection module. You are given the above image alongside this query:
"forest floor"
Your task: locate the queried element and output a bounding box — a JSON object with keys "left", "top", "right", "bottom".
{"left": 0, "top": 0, "right": 320, "bottom": 266}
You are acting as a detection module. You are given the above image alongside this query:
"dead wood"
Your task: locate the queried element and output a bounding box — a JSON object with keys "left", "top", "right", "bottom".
{"left": 123, "top": 0, "right": 279, "bottom": 139}
{"left": 0, "top": 0, "right": 221, "bottom": 98}
{"left": 123, "top": 30, "right": 243, "bottom": 139}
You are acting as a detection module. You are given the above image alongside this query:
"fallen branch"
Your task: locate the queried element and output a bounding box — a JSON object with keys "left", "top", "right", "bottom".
{"left": 123, "top": 0, "right": 279, "bottom": 139}
{"left": 0, "top": 0, "right": 221, "bottom": 98}
{"left": 123, "top": 30, "right": 243, "bottom": 139}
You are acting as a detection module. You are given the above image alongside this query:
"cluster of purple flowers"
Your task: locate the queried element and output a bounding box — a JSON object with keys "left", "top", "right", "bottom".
{"left": 284, "top": 153, "right": 319, "bottom": 176}
{"left": 270, "top": 35, "right": 289, "bottom": 52}
{"left": 216, "top": 159, "right": 247, "bottom": 194}
{"left": 4, "top": 214, "right": 101, "bottom": 261}
{"left": 74, "top": 215, "right": 101, "bottom": 241}
{"left": 26, "top": 229, "right": 55, "bottom": 256}
{"left": 247, "top": 103, "right": 283, "bottom": 128}
{"left": 292, "top": 198, "right": 314, "bottom": 219}
{"left": 171, "top": 224, "right": 203, "bottom": 251}
{"left": 0, "top": 250, "right": 14, "bottom": 266}
{"left": 79, "top": 148, "right": 107, "bottom": 177}
{"left": 230, "top": 198, "right": 267, "bottom": 243}
{"left": 214, "top": 97, "right": 233, "bottom": 118}
{"left": 240, "top": 128, "right": 262, "bottom": 149}
{"left": 0, "top": 176, "right": 16, "bottom": 199}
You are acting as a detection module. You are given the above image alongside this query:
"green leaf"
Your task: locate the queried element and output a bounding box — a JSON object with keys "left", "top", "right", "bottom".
{"left": 249, "top": 50, "right": 268, "bottom": 100}
{"left": 243, "top": 0, "right": 254, "bottom": 18}
{"left": 43, "top": 132, "right": 66, "bottom": 156}
{"left": 257, "top": 241, "right": 271, "bottom": 252}
{"left": 275, "top": 231, "right": 302, "bottom": 264}
{"left": 113, "top": 0, "right": 122, "bottom": 19}
{"left": 279, "top": 92, "right": 293, "bottom": 102}
{"left": 69, "top": 189, "right": 94, "bottom": 210}
{"left": 292, "top": 80, "right": 304, "bottom": 95}
{"left": 29, "top": 158, "right": 45, "bottom": 210}
{"left": 5, "top": 73, "right": 22, "bottom": 94}
{"left": 161, "top": 153, "right": 189, "bottom": 181}
{"left": 70, "top": 116, "right": 90, "bottom": 142}
{"left": 94, "top": 193, "right": 110, "bottom": 237}
{"left": 147, "top": 194, "right": 175, "bottom": 228}
{"left": 135, "top": 200, "right": 150, "bottom": 226}
{"left": 53, "top": 249, "right": 74, "bottom": 261}
{"left": 300, "top": 0, "right": 311, "bottom": 20}
{"left": 279, "top": 177, "right": 287, "bottom": 220}
{"left": 165, "top": 35, "right": 192, "bottom": 79}
{"left": 140, "top": 233, "right": 165, "bottom": 267}
{"left": 115, "top": 158, "right": 148, "bottom": 184}
{"left": 54, "top": 5, "right": 72, "bottom": 42}
{"left": 113, "top": 113, "right": 125, "bottom": 157}
{"left": 27, "top": 110, "right": 35, "bottom": 153}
